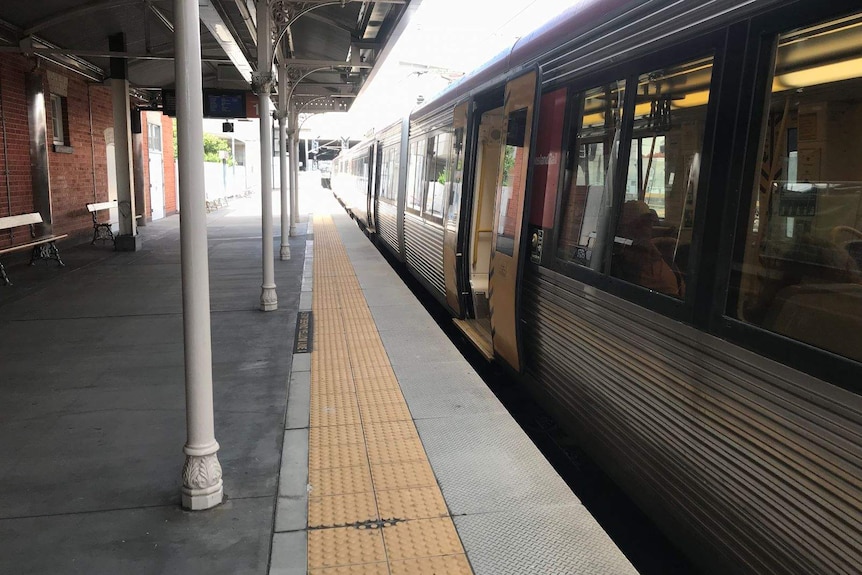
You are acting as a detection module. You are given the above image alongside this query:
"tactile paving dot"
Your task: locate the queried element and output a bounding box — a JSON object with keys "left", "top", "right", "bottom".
{"left": 388, "top": 554, "right": 473, "bottom": 575}
{"left": 308, "top": 465, "right": 373, "bottom": 497}
{"left": 308, "top": 442, "right": 369, "bottom": 470}
{"left": 308, "top": 562, "right": 390, "bottom": 575}
{"left": 365, "top": 436, "right": 427, "bottom": 465}
{"left": 308, "top": 492, "right": 378, "bottom": 527}
{"left": 310, "top": 394, "right": 361, "bottom": 427}
{"left": 371, "top": 461, "right": 438, "bottom": 492}
{"left": 307, "top": 526, "right": 386, "bottom": 569}
{"left": 359, "top": 401, "right": 413, "bottom": 424}
{"left": 382, "top": 517, "right": 466, "bottom": 561}
{"left": 364, "top": 421, "right": 422, "bottom": 445}
{"left": 356, "top": 388, "right": 406, "bottom": 406}
{"left": 310, "top": 424, "right": 364, "bottom": 447}
{"left": 375, "top": 487, "right": 449, "bottom": 520}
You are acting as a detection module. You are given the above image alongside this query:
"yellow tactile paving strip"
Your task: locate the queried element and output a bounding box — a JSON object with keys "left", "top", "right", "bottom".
{"left": 308, "top": 215, "right": 474, "bottom": 575}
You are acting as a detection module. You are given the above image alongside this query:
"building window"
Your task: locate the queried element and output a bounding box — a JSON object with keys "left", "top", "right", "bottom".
{"left": 728, "top": 13, "right": 862, "bottom": 363}
{"left": 148, "top": 122, "right": 162, "bottom": 152}
{"left": 50, "top": 94, "right": 69, "bottom": 147}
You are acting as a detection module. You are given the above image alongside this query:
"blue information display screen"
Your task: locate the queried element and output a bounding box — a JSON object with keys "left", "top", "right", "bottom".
{"left": 203, "top": 90, "right": 246, "bottom": 118}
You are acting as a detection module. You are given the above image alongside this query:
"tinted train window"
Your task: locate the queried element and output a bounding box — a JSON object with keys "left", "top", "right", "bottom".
{"left": 610, "top": 57, "right": 713, "bottom": 298}
{"left": 556, "top": 81, "right": 625, "bottom": 269}
{"left": 729, "top": 14, "right": 862, "bottom": 363}
{"left": 496, "top": 108, "right": 528, "bottom": 256}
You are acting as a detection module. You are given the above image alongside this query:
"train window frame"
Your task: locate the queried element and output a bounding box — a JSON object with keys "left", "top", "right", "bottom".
{"left": 405, "top": 138, "right": 425, "bottom": 215}
{"left": 710, "top": 0, "right": 862, "bottom": 393}
{"left": 543, "top": 33, "right": 725, "bottom": 323}
{"left": 422, "top": 131, "right": 451, "bottom": 225}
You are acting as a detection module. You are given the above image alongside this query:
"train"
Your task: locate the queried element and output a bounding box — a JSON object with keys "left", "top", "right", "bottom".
{"left": 330, "top": 1, "right": 862, "bottom": 573}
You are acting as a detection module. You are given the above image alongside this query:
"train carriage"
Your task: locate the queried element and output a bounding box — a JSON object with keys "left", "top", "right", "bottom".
{"left": 331, "top": 1, "right": 862, "bottom": 573}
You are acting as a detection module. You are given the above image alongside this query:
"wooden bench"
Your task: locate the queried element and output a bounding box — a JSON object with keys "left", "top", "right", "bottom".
{"left": 0, "top": 212, "right": 68, "bottom": 286}
{"left": 86, "top": 200, "right": 118, "bottom": 245}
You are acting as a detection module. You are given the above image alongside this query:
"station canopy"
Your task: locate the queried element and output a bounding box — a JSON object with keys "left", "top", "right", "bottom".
{"left": 0, "top": 0, "right": 417, "bottom": 114}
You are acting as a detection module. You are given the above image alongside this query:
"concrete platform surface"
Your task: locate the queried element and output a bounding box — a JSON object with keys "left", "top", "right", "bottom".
{"left": 0, "top": 193, "right": 304, "bottom": 575}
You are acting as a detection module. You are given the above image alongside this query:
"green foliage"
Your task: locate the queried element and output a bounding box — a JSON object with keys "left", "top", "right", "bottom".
{"left": 203, "top": 133, "right": 234, "bottom": 165}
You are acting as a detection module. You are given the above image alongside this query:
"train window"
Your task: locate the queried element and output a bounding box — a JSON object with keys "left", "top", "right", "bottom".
{"left": 379, "top": 146, "right": 398, "bottom": 203}
{"left": 728, "top": 14, "right": 862, "bottom": 363}
{"left": 406, "top": 139, "right": 426, "bottom": 213}
{"left": 496, "top": 108, "right": 529, "bottom": 256}
{"left": 610, "top": 57, "right": 713, "bottom": 298}
{"left": 447, "top": 127, "right": 466, "bottom": 226}
{"left": 556, "top": 80, "right": 626, "bottom": 269}
{"left": 425, "top": 132, "right": 452, "bottom": 219}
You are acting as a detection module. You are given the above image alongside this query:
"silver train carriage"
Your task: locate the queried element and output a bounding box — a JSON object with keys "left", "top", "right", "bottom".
{"left": 331, "top": 1, "right": 862, "bottom": 573}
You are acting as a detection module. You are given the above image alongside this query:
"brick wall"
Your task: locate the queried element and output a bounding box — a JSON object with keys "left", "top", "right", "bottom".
{"left": 161, "top": 114, "right": 176, "bottom": 215}
{"left": 0, "top": 56, "right": 36, "bottom": 248}
{"left": 47, "top": 73, "right": 113, "bottom": 240}
{"left": 0, "top": 55, "right": 114, "bottom": 246}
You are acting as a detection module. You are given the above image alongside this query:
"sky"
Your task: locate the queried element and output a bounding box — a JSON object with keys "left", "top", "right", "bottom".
{"left": 301, "top": 0, "right": 579, "bottom": 139}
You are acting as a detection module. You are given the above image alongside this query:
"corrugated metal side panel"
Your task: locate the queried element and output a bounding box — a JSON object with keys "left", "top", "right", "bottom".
{"left": 411, "top": 107, "right": 455, "bottom": 139}
{"left": 538, "top": 0, "right": 786, "bottom": 86}
{"left": 377, "top": 200, "right": 399, "bottom": 258}
{"left": 521, "top": 268, "right": 862, "bottom": 575}
{"left": 404, "top": 212, "right": 446, "bottom": 297}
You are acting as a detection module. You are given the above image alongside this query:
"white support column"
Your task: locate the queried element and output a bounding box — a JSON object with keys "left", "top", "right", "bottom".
{"left": 174, "top": 0, "right": 223, "bottom": 511}
{"left": 256, "top": 0, "right": 277, "bottom": 310}
{"left": 289, "top": 102, "right": 298, "bottom": 236}
{"left": 278, "top": 63, "right": 290, "bottom": 260}
{"left": 109, "top": 33, "right": 139, "bottom": 250}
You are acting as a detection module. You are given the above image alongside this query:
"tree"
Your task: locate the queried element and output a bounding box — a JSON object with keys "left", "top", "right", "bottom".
{"left": 203, "top": 133, "right": 232, "bottom": 163}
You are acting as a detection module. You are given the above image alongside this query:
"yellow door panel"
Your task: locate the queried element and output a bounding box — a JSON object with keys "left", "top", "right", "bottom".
{"left": 489, "top": 70, "right": 537, "bottom": 372}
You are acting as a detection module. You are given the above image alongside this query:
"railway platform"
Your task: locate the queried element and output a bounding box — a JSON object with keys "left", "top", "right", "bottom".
{"left": 0, "top": 180, "right": 638, "bottom": 574}
{"left": 269, "top": 190, "right": 638, "bottom": 574}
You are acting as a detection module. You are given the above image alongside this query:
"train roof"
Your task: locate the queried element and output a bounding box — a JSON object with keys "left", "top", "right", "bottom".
{"left": 409, "top": 0, "right": 632, "bottom": 119}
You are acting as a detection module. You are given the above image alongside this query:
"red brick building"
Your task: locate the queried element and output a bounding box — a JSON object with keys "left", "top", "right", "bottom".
{"left": 0, "top": 54, "right": 175, "bottom": 248}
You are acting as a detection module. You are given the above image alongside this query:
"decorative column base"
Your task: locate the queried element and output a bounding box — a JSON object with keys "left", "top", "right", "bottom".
{"left": 280, "top": 245, "right": 290, "bottom": 260}
{"left": 289, "top": 224, "right": 297, "bottom": 238}
{"left": 260, "top": 285, "right": 278, "bottom": 311}
{"left": 181, "top": 453, "right": 223, "bottom": 511}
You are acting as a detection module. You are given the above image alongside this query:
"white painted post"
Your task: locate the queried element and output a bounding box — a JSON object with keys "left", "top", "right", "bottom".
{"left": 174, "top": 0, "right": 223, "bottom": 511}
{"left": 257, "top": 0, "right": 277, "bottom": 310}
{"left": 289, "top": 102, "right": 298, "bottom": 237}
{"left": 278, "top": 62, "right": 290, "bottom": 260}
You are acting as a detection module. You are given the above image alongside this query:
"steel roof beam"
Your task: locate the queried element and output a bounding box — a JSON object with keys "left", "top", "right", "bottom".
{"left": 23, "top": 0, "right": 140, "bottom": 36}
{"left": 0, "top": 46, "right": 231, "bottom": 63}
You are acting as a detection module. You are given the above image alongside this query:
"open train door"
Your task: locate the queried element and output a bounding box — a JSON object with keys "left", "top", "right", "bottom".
{"left": 489, "top": 70, "right": 537, "bottom": 372}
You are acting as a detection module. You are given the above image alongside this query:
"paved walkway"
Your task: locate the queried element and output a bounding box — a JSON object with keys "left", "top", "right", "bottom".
{"left": 0, "top": 193, "right": 305, "bottom": 574}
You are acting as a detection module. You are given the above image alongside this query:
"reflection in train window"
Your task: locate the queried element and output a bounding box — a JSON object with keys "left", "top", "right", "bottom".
{"left": 425, "top": 132, "right": 451, "bottom": 219}
{"left": 496, "top": 108, "right": 528, "bottom": 256}
{"left": 406, "top": 139, "right": 426, "bottom": 213}
{"left": 729, "top": 13, "right": 862, "bottom": 363}
{"left": 446, "top": 127, "right": 466, "bottom": 225}
{"left": 611, "top": 57, "right": 713, "bottom": 298}
{"left": 556, "top": 81, "right": 625, "bottom": 270}
{"left": 379, "top": 145, "right": 399, "bottom": 203}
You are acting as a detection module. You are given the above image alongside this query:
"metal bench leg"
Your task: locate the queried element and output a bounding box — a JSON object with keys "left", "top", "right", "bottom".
{"left": 0, "top": 261, "right": 10, "bottom": 286}
{"left": 30, "top": 242, "right": 65, "bottom": 267}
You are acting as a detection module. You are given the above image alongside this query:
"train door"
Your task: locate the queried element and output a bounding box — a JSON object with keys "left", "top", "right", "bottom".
{"left": 488, "top": 70, "right": 538, "bottom": 372}
{"left": 452, "top": 103, "right": 504, "bottom": 360}
{"left": 443, "top": 102, "right": 469, "bottom": 316}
